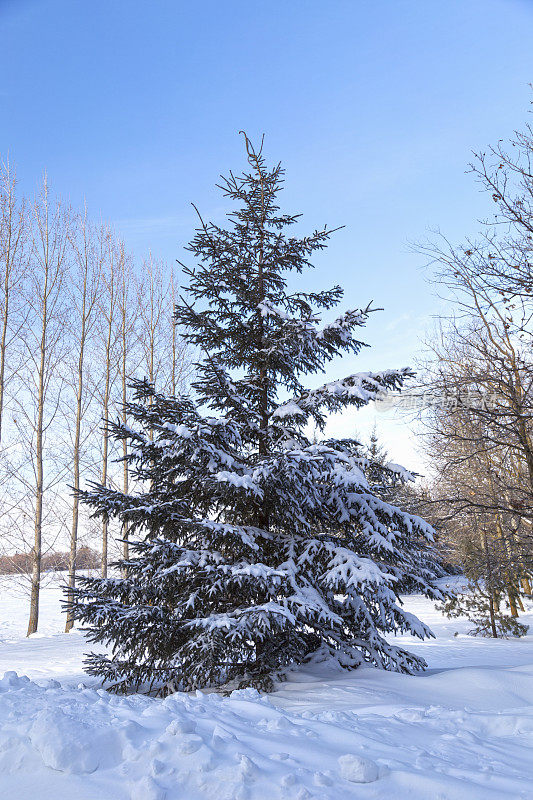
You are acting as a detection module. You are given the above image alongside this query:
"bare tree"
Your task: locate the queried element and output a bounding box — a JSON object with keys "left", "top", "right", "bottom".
{"left": 96, "top": 227, "right": 119, "bottom": 578}
{"left": 115, "top": 257, "right": 191, "bottom": 567}
{"left": 466, "top": 122, "right": 533, "bottom": 320}
{"left": 417, "top": 319, "right": 532, "bottom": 617}
{"left": 0, "top": 165, "right": 193, "bottom": 600}
{"left": 425, "top": 412, "right": 530, "bottom": 635}
{"left": 415, "top": 113, "right": 533, "bottom": 602}
{"left": 21, "top": 175, "right": 70, "bottom": 635}
{"left": 116, "top": 242, "right": 137, "bottom": 566}
{"left": 419, "top": 258, "right": 533, "bottom": 516}
{"left": 64, "top": 209, "right": 102, "bottom": 631}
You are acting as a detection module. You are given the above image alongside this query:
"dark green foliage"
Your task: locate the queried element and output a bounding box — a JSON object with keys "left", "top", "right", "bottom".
{"left": 65, "top": 138, "right": 442, "bottom": 694}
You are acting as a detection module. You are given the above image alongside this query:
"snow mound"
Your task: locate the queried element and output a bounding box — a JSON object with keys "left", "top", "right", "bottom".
{"left": 338, "top": 753, "right": 379, "bottom": 782}
{"left": 30, "top": 707, "right": 122, "bottom": 773}
{"left": 0, "top": 670, "right": 390, "bottom": 799}
{"left": 1, "top": 581, "right": 533, "bottom": 798}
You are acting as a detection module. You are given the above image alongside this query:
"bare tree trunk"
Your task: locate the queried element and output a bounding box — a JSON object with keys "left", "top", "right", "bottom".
{"left": 508, "top": 592, "right": 519, "bottom": 617}
{"left": 27, "top": 194, "right": 49, "bottom": 637}
{"left": 27, "top": 341, "right": 45, "bottom": 636}
{"left": 65, "top": 211, "right": 100, "bottom": 631}
{"left": 493, "top": 510, "right": 522, "bottom": 618}
{"left": 488, "top": 593, "right": 498, "bottom": 638}
{"left": 65, "top": 243, "right": 87, "bottom": 629}
{"left": 170, "top": 268, "right": 178, "bottom": 397}
{"left": 27, "top": 177, "right": 67, "bottom": 636}
{"left": 101, "top": 310, "right": 112, "bottom": 579}
{"left": 100, "top": 231, "right": 116, "bottom": 579}
{"left": 118, "top": 245, "right": 130, "bottom": 569}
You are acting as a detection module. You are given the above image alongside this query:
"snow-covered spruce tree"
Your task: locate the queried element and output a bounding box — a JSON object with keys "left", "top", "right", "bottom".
{"left": 66, "top": 136, "right": 443, "bottom": 693}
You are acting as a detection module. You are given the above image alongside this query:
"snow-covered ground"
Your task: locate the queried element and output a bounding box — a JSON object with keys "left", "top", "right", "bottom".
{"left": 0, "top": 575, "right": 532, "bottom": 799}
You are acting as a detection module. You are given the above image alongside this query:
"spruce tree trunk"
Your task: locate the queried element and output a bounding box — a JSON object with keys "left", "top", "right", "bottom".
{"left": 253, "top": 145, "right": 269, "bottom": 664}
{"left": 101, "top": 518, "right": 108, "bottom": 577}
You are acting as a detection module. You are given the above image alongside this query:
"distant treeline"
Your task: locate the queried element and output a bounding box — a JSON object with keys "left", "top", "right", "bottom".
{"left": 0, "top": 546, "right": 100, "bottom": 575}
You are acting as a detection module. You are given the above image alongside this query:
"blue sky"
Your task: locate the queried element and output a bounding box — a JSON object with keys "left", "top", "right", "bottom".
{"left": 1, "top": 0, "right": 533, "bottom": 471}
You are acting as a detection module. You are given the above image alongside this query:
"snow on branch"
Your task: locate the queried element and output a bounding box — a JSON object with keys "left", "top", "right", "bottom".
{"left": 273, "top": 368, "right": 414, "bottom": 419}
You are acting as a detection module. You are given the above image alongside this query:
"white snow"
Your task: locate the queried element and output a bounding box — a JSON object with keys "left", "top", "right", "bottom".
{"left": 1, "top": 575, "right": 533, "bottom": 799}
{"left": 214, "top": 470, "right": 262, "bottom": 495}
{"left": 338, "top": 753, "right": 379, "bottom": 783}
{"left": 271, "top": 401, "right": 307, "bottom": 420}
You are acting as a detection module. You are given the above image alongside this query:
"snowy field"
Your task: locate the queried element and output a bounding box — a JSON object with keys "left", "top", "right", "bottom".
{"left": 0, "top": 576, "right": 532, "bottom": 799}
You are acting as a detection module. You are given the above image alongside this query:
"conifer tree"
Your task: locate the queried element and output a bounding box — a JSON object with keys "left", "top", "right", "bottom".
{"left": 67, "top": 136, "right": 443, "bottom": 693}
{"left": 362, "top": 424, "right": 399, "bottom": 500}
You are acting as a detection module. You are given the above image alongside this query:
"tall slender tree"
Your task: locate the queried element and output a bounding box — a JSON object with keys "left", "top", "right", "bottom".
{"left": 25, "top": 176, "right": 69, "bottom": 636}
{"left": 65, "top": 210, "right": 102, "bottom": 632}
{"left": 67, "top": 137, "right": 442, "bottom": 693}
{"left": 96, "top": 227, "right": 119, "bottom": 578}
{"left": 117, "top": 242, "right": 137, "bottom": 567}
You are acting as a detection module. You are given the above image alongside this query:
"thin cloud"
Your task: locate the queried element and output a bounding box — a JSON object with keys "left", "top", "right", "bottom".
{"left": 385, "top": 313, "right": 411, "bottom": 332}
